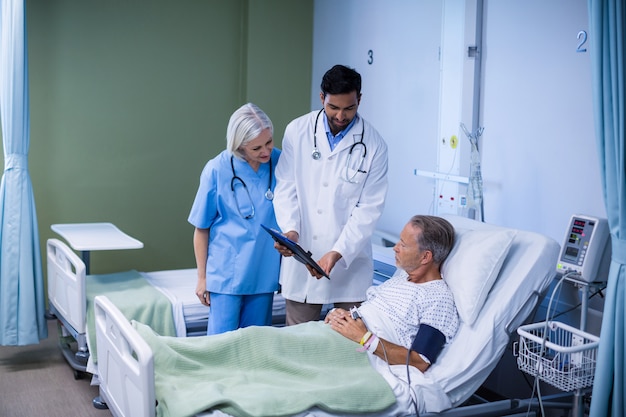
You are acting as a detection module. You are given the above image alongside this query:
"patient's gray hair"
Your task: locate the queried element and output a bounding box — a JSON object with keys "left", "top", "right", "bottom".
{"left": 226, "top": 103, "right": 273, "bottom": 160}
{"left": 408, "top": 215, "right": 455, "bottom": 265}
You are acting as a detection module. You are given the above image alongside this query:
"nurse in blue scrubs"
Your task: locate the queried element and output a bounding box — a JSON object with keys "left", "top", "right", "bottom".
{"left": 188, "top": 103, "right": 281, "bottom": 335}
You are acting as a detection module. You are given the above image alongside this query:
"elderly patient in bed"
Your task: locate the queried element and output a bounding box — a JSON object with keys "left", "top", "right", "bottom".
{"left": 325, "top": 214, "right": 459, "bottom": 372}
{"left": 132, "top": 215, "right": 459, "bottom": 417}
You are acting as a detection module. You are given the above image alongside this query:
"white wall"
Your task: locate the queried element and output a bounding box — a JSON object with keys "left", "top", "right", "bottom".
{"left": 312, "top": 0, "right": 444, "bottom": 236}
{"left": 312, "top": 0, "right": 606, "bottom": 247}
{"left": 480, "top": 0, "right": 605, "bottom": 244}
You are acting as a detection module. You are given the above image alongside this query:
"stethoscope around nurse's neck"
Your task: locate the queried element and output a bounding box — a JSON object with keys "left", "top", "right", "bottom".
{"left": 230, "top": 155, "right": 273, "bottom": 219}
{"left": 311, "top": 108, "right": 367, "bottom": 183}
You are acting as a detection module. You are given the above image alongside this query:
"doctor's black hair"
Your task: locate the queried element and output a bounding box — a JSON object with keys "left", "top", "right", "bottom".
{"left": 321, "top": 64, "right": 362, "bottom": 97}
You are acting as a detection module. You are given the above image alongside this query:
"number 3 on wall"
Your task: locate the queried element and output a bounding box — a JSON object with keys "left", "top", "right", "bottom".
{"left": 577, "top": 30, "right": 587, "bottom": 53}
{"left": 368, "top": 50, "right": 373, "bottom": 65}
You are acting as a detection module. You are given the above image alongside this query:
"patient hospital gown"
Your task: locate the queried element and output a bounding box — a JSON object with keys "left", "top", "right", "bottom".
{"left": 360, "top": 269, "right": 459, "bottom": 349}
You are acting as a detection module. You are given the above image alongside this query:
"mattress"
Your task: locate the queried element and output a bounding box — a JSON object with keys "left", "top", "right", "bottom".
{"left": 141, "top": 269, "right": 210, "bottom": 337}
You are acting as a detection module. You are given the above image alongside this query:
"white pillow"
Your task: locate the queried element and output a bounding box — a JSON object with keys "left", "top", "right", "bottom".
{"left": 441, "top": 228, "right": 517, "bottom": 325}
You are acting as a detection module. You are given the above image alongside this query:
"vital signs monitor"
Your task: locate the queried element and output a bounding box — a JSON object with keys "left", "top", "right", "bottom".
{"left": 556, "top": 214, "right": 611, "bottom": 282}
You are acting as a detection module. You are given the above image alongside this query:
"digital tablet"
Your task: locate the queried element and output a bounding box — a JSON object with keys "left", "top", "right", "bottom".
{"left": 262, "top": 225, "right": 329, "bottom": 279}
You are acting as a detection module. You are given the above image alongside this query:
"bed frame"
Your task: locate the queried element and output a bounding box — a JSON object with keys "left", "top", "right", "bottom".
{"left": 93, "top": 215, "right": 567, "bottom": 417}
{"left": 46, "top": 238, "right": 211, "bottom": 378}
{"left": 47, "top": 238, "right": 91, "bottom": 377}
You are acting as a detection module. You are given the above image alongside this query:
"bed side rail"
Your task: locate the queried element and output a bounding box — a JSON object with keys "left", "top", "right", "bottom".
{"left": 421, "top": 399, "right": 519, "bottom": 417}
{"left": 47, "top": 238, "right": 87, "bottom": 333}
{"left": 94, "top": 295, "right": 155, "bottom": 417}
{"left": 421, "top": 393, "right": 573, "bottom": 417}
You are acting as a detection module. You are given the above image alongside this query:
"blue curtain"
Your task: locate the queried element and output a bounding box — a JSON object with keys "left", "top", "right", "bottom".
{"left": 588, "top": 0, "right": 626, "bottom": 415}
{"left": 0, "top": 0, "right": 47, "bottom": 345}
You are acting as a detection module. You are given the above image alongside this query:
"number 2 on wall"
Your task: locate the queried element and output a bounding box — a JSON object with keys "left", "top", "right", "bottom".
{"left": 577, "top": 30, "right": 587, "bottom": 53}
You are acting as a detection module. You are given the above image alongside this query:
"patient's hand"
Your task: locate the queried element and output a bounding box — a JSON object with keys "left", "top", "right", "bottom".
{"left": 325, "top": 308, "right": 367, "bottom": 344}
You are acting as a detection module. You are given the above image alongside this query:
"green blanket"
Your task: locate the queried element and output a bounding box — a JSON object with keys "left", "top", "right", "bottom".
{"left": 133, "top": 321, "right": 396, "bottom": 417}
{"left": 86, "top": 270, "right": 177, "bottom": 364}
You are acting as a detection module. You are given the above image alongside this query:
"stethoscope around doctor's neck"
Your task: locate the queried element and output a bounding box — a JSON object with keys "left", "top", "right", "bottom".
{"left": 311, "top": 109, "right": 367, "bottom": 183}
{"left": 230, "top": 155, "right": 273, "bottom": 220}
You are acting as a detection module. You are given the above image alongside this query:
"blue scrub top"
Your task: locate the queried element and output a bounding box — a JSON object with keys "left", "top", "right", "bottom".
{"left": 188, "top": 148, "right": 281, "bottom": 294}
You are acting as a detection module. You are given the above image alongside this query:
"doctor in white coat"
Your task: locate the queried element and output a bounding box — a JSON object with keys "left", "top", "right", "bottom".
{"left": 273, "top": 64, "right": 388, "bottom": 325}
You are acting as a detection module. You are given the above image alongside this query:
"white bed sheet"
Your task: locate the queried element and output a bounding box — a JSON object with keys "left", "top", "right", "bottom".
{"left": 140, "top": 268, "right": 209, "bottom": 337}
{"left": 140, "top": 269, "right": 298, "bottom": 332}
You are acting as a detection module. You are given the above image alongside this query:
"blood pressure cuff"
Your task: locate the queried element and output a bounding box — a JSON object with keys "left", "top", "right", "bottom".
{"left": 410, "top": 324, "right": 446, "bottom": 364}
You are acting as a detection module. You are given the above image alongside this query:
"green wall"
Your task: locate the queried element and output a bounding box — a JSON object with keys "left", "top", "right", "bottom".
{"left": 17, "top": 0, "right": 313, "bottom": 275}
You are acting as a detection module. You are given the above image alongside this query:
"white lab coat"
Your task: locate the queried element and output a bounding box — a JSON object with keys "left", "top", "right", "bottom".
{"left": 274, "top": 110, "right": 389, "bottom": 304}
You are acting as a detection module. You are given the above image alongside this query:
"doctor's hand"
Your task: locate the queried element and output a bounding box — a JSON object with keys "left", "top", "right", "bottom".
{"left": 274, "top": 230, "right": 299, "bottom": 257}
{"left": 313, "top": 250, "right": 342, "bottom": 279}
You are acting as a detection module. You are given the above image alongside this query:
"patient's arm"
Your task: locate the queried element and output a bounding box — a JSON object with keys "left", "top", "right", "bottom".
{"left": 325, "top": 308, "right": 430, "bottom": 373}
{"left": 371, "top": 339, "right": 430, "bottom": 372}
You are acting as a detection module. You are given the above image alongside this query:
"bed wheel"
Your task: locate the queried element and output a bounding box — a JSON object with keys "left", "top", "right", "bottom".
{"left": 75, "top": 350, "right": 89, "bottom": 364}
{"left": 92, "top": 396, "right": 109, "bottom": 410}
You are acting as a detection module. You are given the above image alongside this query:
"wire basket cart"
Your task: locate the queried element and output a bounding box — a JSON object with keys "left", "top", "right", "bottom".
{"left": 517, "top": 321, "right": 599, "bottom": 392}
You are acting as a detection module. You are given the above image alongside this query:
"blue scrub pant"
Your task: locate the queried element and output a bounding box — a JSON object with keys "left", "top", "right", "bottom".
{"left": 206, "top": 292, "right": 274, "bottom": 335}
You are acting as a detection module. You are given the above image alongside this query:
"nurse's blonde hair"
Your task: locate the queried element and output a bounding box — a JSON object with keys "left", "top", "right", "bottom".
{"left": 227, "top": 103, "right": 273, "bottom": 160}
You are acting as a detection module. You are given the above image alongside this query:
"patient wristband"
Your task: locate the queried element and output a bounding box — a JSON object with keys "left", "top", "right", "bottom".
{"left": 357, "top": 332, "right": 377, "bottom": 352}
{"left": 365, "top": 335, "right": 379, "bottom": 353}
{"left": 359, "top": 331, "right": 372, "bottom": 345}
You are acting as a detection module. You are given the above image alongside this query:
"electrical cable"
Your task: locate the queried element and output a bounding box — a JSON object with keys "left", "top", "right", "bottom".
{"left": 550, "top": 286, "right": 606, "bottom": 321}
{"left": 523, "top": 270, "right": 580, "bottom": 417}
{"left": 405, "top": 348, "right": 420, "bottom": 417}
{"left": 518, "top": 285, "right": 605, "bottom": 392}
{"left": 361, "top": 314, "right": 420, "bottom": 416}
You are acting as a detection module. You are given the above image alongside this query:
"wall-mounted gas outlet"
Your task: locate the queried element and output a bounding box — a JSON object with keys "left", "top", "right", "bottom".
{"left": 438, "top": 194, "right": 458, "bottom": 214}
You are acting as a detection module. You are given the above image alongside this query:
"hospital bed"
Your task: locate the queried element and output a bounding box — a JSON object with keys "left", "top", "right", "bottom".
{"left": 93, "top": 215, "right": 562, "bottom": 417}
{"left": 47, "top": 238, "right": 211, "bottom": 377}
{"left": 47, "top": 236, "right": 395, "bottom": 379}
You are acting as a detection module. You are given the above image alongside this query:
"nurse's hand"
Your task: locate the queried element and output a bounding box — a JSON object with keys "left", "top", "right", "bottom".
{"left": 196, "top": 280, "right": 211, "bottom": 306}
{"left": 274, "top": 230, "right": 299, "bottom": 257}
